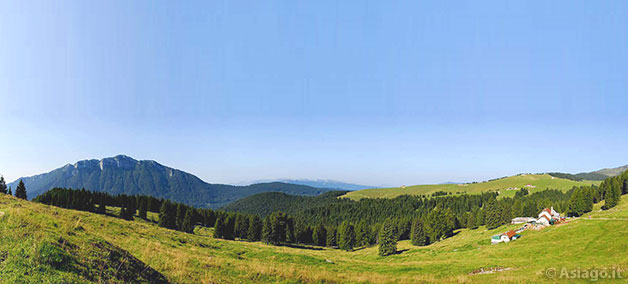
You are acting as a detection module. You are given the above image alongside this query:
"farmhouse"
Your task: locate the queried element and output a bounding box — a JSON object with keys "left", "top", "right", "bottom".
{"left": 491, "top": 230, "right": 520, "bottom": 244}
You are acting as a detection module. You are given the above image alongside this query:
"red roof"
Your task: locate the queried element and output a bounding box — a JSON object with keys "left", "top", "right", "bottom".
{"left": 505, "top": 230, "right": 516, "bottom": 238}
{"left": 543, "top": 208, "right": 551, "bottom": 214}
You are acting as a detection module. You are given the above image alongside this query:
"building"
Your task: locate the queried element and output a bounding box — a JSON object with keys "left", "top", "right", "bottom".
{"left": 511, "top": 217, "right": 536, "bottom": 224}
{"left": 491, "top": 230, "right": 519, "bottom": 244}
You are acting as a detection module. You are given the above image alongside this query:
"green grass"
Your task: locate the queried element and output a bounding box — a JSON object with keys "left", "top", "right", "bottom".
{"left": 342, "top": 174, "right": 601, "bottom": 200}
{"left": 1, "top": 194, "right": 627, "bottom": 283}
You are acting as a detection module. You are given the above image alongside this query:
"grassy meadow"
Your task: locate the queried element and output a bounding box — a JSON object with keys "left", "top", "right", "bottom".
{"left": 341, "top": 174, "right": 601, "bottom": 200}
{"left": 1, "top": 193, "right": 627, "bottom": 283}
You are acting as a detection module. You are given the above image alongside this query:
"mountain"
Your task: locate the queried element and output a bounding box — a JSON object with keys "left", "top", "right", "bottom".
{"left": 7, "top": 155, "right": 333, "bottom": 208}
{"left": 590, "top": 164, "right": 628, "bottom": 177}
{"left": 548, "top": 165, "right": 628, "bottom": 181}
{"left": 274, "top": 179, "right": 373, "bottom": 191}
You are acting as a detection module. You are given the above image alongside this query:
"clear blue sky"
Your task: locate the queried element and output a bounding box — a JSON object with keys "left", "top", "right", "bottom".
{"left": 1, "top": 1, "right": 627, "bottom": 187}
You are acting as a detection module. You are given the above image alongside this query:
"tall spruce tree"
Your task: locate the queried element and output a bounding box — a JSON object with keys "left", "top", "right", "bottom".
{"left": 181, "top": 209, "right": 194, "bottom": 233}
{"left": 338, "top": 221, "right": 356, "bottom": 251}
{"left": 313, "top": 224, "right": 327, "bottom": 246}
{"left": 484, "top": 199, "right": 502, "bottom": 230}
{"left": 410, "top": 219, "right": 429, "bottom": 246}
{"left": 15, "top": 180, "right": 27, "bottom": 200}
{"left": 8, "top": 186, "right": 12, "bottom": 196}
{"left": 138, "top": 198, "right": 148, "bottom": 219}
{"left": 0, "top": 176, "right": 7, "bottom": 194}
{"left": 214, "top": 216, "right": 226, "bottom": 238}
{"left": 603, "top": 179, "right": 621, "bottom": 210}
{"left": 261, "top": 216, "right": 272, "bottom": 243}
{"left": 247, "top": 215, "right": 263, "bottom": 241}
{"left": 378, "top": 219, "right": 397, "bottom": 256}
{"left": 326, "top": 227, "right": 337, "bottom": 247}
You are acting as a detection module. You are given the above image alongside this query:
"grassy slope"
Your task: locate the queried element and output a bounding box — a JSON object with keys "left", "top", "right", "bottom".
{"left": 342, "top": 174, "right": 601, "bottom": 200}
{"left": 1, "top": 194, "right": 627, "bottom": 283}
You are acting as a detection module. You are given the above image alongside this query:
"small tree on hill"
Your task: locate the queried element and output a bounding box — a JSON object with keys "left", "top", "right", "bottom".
{"left": 15, "top": 180, "right": 27, "bottom": 200}
{"left": 378, "top": 219, "right": 397, "bottom": 256}
{"left": 0, "top": 176, "right": 7, "bottom": 194}
{"left": 8, "top": 186, "right": 12, "bottom": 196}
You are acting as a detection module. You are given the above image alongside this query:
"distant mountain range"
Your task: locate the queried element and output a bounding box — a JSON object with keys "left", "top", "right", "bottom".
{"left": 7, "top": 155, "right": 334, "bottom": 209}
{"left": 546, "top": 164, "right": 628, "bottom": 181}
{"left": 270, "top": 179, "right": 373, "bottom": 191}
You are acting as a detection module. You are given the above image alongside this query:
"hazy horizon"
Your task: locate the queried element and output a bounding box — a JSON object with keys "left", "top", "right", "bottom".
{"left": 1, "top": 1, "right": 627, "bottom": 186}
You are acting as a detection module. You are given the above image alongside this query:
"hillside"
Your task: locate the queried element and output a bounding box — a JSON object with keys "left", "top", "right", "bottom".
{"left": 221, "top": 190, "right": 347, "bottom": 216}
{"left": 1, "top": 192, "right": 627, "bottom": 283}
{"left": 592, "top": 165, "right": 628, "bottom": 177}
{"left": 7, "top": 155, "right": 333, "bottom": 208}
{"left": 341, "top": 174, "right": 601, "bottom": 200}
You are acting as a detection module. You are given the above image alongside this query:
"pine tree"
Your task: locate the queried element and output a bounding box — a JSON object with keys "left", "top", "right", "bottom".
{"left": 15, "top": 180, "right": 27, "bottom": 200}
{"left": 326, "top": 227, "right": 337, "bottom": 247}
{"left": 159, "top": 201, "right": 175, "bottom": 229}
{"left": 378, "top": 219, "right": 397, "bottom": 256}
{"left": 181, "top": 209, "right": 194, "bottom": 234}
{"left": 247, "top": 215, "right": 263, "bottom": 241}
{"left": 0, "top": 176, "right": 7, "bottom": 194}
{"left": 138, "top": 198, "right": 148, "bottom": 219}
{"left": 234, "top": 214, "right": 249, "bottom": 239}
{"left": 214, "top": 216, "right": 226, "bottom": 238}
{"left": 484, "top": 199, "right": 502, "bottom": 230}
{"left": 338, "top": 221, "right": 356, "bottom": 251}
{"left": 176, "top": 204, "right": 186, "bottom": 230}
{"left": 262, "top": 216, "right": 272, "bottom": 243}
{"left": 8, "top": 186, "right": 12, "bottom": 196}
{"left": 313, "top": 224, "right": 327, "bottom": 246}
{"left": 223, "top": 215, "right": 236, "bottom": 240}
{"left": 603, "top": 179, "right": 621, "bottom": 210}
{"left": 410, "top": 219, "right": 429, "bottom": 246}
{"left": 466, "top": 212, "right": 477, "bottom": 230}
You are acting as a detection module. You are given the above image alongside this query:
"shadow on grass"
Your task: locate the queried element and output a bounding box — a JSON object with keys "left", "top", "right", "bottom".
{"left": 395, "top": 249, "right": 410, "bottom": 255}
{"left": 280, "top": 243, "right": 324, "bottom": 251}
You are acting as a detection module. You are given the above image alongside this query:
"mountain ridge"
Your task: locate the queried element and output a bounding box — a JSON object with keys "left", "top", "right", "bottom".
{"left": 7, "top": 155, "right": 333, "bottom": 208}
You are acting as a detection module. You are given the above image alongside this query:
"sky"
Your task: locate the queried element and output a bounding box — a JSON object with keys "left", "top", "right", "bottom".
{"left": 1, "top": 1, "right": 627, "bottom": 187}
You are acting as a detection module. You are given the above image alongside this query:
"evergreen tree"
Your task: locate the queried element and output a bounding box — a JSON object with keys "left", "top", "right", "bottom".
{"left": 176, "top": 204, "right": 186, "bottom": 230}
{"left": 262, "top": 216, "right": 272, "bottom": 243}
{"left": 378, "top": 219, "right": 397, "bottom": 256}
{"left": 8, "top": 186, "right": 12, "bottom": 196}
{"left": 410, "top": 219, "right": 429, "bottom": 246}
{"left": 326, "top": 227, "right": 337, "bottom": 247}
{"left": 484, "top": 199, "right": 502, "bottom": 230}
{"left": 15, "top": 180, "right": 27, "bottom": 199}
{"left": 0, "top": 176, "right": 7, "bottom": 194}
{"left": 313, "top": 223, "right": 327, "bottom": 246}
{"left": 466, "top": 212, "right": 477, "bottom": 230}
{"left": 603, "top": 179, "right": 621, "bottom": 210}
{"left": 354, "top": 221, "right": 370, "bottom": 247}
{"left": 247, "top": 215, "right": 263, "bottom": 241}
{"left": 214, "top": 216, "right": 226, "bottom": 238}
{"left": 338, "top": 221, "right": 356, "bottom": 251}
{"left": 223, "top": 215, "right": 236, "bottom": 240}
{"left": 181, "top": 209, "right": 194, "bottom": 233}
{"left": 234, "top": 214, "right": 249, "bottom": 239}
{"left": 138, "top": 198, "right": 148, "bottom": 219}
{"left": 159, "top": 201, "right": 176, "bottom": 229}
{"left": 268, "top": 212, "right": 288, "bottom": 244}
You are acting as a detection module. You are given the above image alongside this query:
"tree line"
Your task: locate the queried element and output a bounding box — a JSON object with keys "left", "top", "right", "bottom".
{"left": 0, "top": 177, "right": 27, "bottom": 200}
